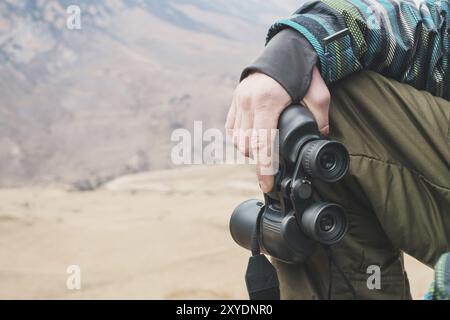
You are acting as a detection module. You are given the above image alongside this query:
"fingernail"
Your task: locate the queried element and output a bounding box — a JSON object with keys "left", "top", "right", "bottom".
{"left": 320, "top": 125, "right": 330, "bottom": 136}
{"left": 259, "top": 181, "right": 268, "bottom": 193}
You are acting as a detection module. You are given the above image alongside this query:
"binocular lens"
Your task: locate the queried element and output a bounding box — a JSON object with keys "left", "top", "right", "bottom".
{"left": 300, "top": 202, "right": 347, "bottom": 245}
{"left": 320, "top": 152, "right": 337, "bottom": 171}
{"left": 319, "top": 214, "right": 334, "bottom": 232}
{"left": 302, "top": 140, "right": 349, "bottom": 182}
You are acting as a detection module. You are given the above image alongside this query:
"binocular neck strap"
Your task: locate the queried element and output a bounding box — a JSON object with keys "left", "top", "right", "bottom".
{"left": 245, "top": 205, "right": 280, "bottom": 300}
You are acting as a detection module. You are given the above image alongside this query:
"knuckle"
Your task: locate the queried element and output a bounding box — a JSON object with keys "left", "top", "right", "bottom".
{"left": 240, "top": 97, "right": 252, "bottom": 111}
{"left": 253, "top": 90, "right": 272, "bottom": 108}
{"left": 235, "top": 90, "right": 253, "bottom": 111}
{"left": 315, "top": 90, "right": 331, "bottom": 108}
{"left": 321, "top": 91, "right": 331, "bottom": 107}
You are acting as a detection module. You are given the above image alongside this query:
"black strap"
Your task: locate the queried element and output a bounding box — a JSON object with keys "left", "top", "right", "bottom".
{"left": 245, "top": 206, "right": 280, "bottom": 300}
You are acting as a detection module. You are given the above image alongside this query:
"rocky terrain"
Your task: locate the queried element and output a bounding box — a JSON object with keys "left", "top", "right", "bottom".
{"left": 0, "top": 0, "right": 297, "bottom": 187}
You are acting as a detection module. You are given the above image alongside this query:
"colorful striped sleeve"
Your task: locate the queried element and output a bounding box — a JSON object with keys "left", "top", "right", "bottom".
{"left": 267, "top": 0, "right": 450, "bottom": 100}
{"left": 424, "top": 252, "right": 450, "bottom": 300}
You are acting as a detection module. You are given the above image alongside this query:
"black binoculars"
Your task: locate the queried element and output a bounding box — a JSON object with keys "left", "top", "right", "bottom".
{"left": 229, "top": 104, "right": 350, "bottom": 264}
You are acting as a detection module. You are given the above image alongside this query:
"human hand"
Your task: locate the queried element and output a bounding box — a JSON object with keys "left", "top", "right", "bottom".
{"left": 225, "top": 66, "right": 330, "bottom": 193}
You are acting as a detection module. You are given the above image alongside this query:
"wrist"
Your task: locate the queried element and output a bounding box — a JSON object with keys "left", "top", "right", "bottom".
{"left": 241, "top": 28, "right": 318, "bottom": 103}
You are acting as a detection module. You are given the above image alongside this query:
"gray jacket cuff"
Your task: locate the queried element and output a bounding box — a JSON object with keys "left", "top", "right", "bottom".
{"left": 241, "top": 28, "right": 318, "bottom": 104}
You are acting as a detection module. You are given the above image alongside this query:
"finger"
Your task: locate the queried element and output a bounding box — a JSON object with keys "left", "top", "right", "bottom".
{"left": 239, "top": 110, "right": 254, "bottom": 157}
{"left": 232, "top": 108, "right": 242, "bottom": 149}
{"left": 251, "top": 111, "right": 279, "bottom": 193}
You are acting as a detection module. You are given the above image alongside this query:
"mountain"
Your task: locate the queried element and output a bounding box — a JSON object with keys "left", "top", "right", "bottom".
{"left": 0, "top": 0, "right": 299, "bottom": 187}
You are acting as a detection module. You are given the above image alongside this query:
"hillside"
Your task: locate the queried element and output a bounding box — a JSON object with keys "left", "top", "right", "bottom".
{"left": 0, "top": 0, "right": 298, "bottom": 187}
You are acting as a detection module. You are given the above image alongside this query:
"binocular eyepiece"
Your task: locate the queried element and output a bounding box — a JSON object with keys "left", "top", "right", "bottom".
{"left": 301, "top": 139, "right": 349, "bottom": 182}
{"left": 229, "top": 105, "right": 350, "bottom": 264}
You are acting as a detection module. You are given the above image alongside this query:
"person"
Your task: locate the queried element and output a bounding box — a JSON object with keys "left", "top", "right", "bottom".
{"left": 226, "top": 0, "right": 450, "bottom": 299}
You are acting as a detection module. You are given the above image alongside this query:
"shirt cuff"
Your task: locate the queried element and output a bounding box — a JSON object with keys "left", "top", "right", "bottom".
{"left": 240, "top": 28, "right": 318, "bottom": 104}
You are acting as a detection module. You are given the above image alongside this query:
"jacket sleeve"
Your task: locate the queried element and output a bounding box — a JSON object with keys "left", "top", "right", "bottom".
{"left": 268, "top": 0, "right": 450, "bottom": 99}
{"left": 241, "top": 29, "right": 318, "bottom": 104}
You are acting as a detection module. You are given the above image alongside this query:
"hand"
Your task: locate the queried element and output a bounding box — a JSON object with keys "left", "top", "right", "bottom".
{"left": 226, "top": 66, "right": 330, "bottom": 193}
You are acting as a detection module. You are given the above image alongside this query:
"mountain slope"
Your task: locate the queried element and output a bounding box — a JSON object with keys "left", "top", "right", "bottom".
{"left": 0, "top": 0, "right": 299, "bottom": 187}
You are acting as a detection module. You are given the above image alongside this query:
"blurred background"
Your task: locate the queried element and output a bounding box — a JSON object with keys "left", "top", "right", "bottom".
{"left": 0, "top": 0, "right": 432, "bottom": 299}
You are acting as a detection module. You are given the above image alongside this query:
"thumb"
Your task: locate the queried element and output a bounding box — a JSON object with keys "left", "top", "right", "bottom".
{"left": 302, "top": 66, "right": 330, "bottom": 135}
{"left": 302, "top": 96, "right": 330, "bottom": 135}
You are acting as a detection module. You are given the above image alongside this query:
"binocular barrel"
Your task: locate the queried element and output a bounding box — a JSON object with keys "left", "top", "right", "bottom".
{"left": 229, "top": 199, "right": 263, "bottom": 252}
{"left": 229, "top": 200, "right": 347, "bottom": 262}
{"left": 230, "top": 199, "right": 316, "bottom": 263}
